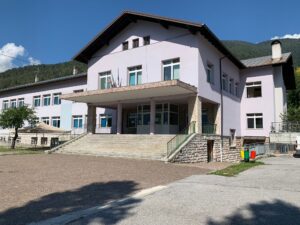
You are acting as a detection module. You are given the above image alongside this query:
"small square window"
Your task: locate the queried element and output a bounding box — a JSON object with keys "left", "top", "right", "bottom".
{"left": 143, "top": 36, "right": 150, "bottom": 45}
{"left": 133, "top": 39, "right": 139, "bottom": 48}
{"left": 122, "top": 41, "right": 128, "bottom": 51}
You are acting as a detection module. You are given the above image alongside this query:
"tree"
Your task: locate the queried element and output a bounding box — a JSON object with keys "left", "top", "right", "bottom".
{"left": 0, "top": 106, "right": 37, "bottom": 149}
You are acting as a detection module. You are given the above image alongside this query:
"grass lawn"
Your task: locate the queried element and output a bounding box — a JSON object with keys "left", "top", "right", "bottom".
{"left": 0, "top": 146, "right": 45, "bottom": 155}
{"left": 211, "top": 161, "right": 265, "bottom": 177}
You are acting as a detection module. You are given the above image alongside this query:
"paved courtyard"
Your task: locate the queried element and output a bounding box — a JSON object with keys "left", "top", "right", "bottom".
{"left": 0, "top": 154, "right": 212, "bottom": 225}
{"left": 69, "top": 156, "right": 300, "bottom": 225}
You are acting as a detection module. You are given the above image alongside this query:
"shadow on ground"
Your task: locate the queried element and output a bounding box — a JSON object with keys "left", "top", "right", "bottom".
{"left": 0, "top": 181, "right": 140, "bottom": 225}
{"left": 206, "top": 199, "right": 300, "bottom": 225}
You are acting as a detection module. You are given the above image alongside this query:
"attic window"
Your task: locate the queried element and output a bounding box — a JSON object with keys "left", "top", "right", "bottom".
{"left": 133, "top": 38, "right": 139, "bottom": 48}
{"left": 122, "top": 41, "right": 128, "bottom": 51}
{"left": 143, "top": 36, "right": 150, "bottom": 45}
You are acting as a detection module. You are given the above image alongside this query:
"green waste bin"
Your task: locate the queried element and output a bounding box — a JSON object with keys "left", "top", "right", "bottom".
{"left": 244, "top": 149, "right": 250, "bottom": 162}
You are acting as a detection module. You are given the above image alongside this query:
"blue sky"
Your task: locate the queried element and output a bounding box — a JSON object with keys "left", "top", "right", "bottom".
{"left": 0, "top": 0, "right": 299, "bottom": 70}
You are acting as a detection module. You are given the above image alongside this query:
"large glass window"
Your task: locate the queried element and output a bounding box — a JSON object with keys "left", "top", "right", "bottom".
{"left": 3, "top": 100, "right": 9, "bottom": 110}
{"left": 99, "top": 71, "right": 112, "bottom": 90}
{"left": 99, "top": 114, "right": 112, "bottom": 128}
{"left": 53, "top": 93, "right": 61, "bottom": 105}
{"left": 137, "top": 105, "right": 150, "bottom": 125}
{"left": 73, "top": 115, "right": 83, "bottom": 128}
{"left": 33, "top": 96, "right": 41, "bottom": 107}
{"left": 127, "top": 112, "right": 137, "bottom": 128}
{"left": 18, "top": 98, "right": 24, "bottom": 107}
{"left": 163, "top": 58, "right": 180, "bottom": 81}
{"left": 41, "top": 117, "right": 50, "bottom": 125}
{"left": 155, "top": 103, "right": 178, "bottom": 125}
{"left": 247, "top": 113, "right": 263, "bottom": 129}
{"left": 206, "top": 63, "right": 214, "bottom": 84}
{"left": 43, "top": 94, "right": 51, "bottom": 106}
{"left": 10, "top": 99, "right": 16, "bottom": 108}
{"left": 128, "top": 65, "right": 142, "bottom": 86}
{"left": 246, "top": 81, "right": 262, "bottom": 98}
{"left": 51, "top": 116, "right": 60, "bottom": 128}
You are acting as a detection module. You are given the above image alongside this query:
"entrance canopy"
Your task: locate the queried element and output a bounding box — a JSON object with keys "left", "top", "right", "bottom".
{"left": 61, "top": 80, "right": 197, "bottom": 106}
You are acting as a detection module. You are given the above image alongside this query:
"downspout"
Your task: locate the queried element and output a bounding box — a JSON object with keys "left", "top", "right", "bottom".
{"left": 219, "top": 56, "right": 226, "bottom": 162}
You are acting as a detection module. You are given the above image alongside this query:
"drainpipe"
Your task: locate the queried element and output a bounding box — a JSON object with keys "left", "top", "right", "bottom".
{"left": 219, "top": 56, "right": 226, "bottom": 162}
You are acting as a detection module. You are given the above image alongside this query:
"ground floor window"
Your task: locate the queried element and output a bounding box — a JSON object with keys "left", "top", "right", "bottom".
{"left": 41, "top": 137, "right": 48, "bottom": 145}
{"left": 127, "top": 112, "right": 137, "bottom": 128}
{"left": 73, "top": 115, "right": 83, "bottom": 128}
{"left": 52, "top": 116, "right": 60, "bottom": 128}
{"left": 155, "top": 103, "right": 178, "bottom": 125}
{"left": 100, "top": 114, "right": 112, "bottom": 128}
{"left": 41, "top": 117, "right": 50, "bottom": 125}
{"left": 137, "top": 105, "right": 150, "bottom": 125}
{"left": 247, "top": 113, "right": 263, "bottom": 129}
{"left": 229, "top": 129, "right": 236, "bottom": 147}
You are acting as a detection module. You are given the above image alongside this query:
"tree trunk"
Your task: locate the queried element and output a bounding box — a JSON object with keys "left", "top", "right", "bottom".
{"left": 11, "top": 128, "right": 18, "bottom": 149}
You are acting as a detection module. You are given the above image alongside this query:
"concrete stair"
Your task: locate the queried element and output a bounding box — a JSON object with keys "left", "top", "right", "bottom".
{"left": 56, "top": 134, "right": 174, "bottom": 160}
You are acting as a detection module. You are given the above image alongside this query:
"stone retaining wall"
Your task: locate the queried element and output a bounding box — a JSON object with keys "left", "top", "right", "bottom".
{"left": 172, "top": 134, "right": 240, "bottom": 163}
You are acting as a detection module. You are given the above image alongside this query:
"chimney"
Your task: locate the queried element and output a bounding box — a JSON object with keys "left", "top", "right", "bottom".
{"left": 34, "top": 74, "right": 39, "bottom": 83}
{"left": 271, "top": 40, "right": 282, "bottom": 60}
{"left": 73, "top": 66, "right": 78, "bottom": 75}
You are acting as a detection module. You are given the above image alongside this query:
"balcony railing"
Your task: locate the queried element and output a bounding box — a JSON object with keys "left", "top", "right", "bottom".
{"left": 271, "top": 122, "right": 300, "bottom": 133}
{"left": 202, "top": 123, "right": 217, "bottom": 134}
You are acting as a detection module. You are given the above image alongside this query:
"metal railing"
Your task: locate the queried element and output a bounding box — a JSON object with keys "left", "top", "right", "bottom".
{"left": 167, "top": 121, "right": 196, "bottom": 157}
{"left": 271, "top": 122, "right": 300, "bottom": 133}
{"left": 202, "top": 123, "right": 217, "bottom": 134}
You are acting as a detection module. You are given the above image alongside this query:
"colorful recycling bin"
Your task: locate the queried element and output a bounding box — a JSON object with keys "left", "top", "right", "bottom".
{"left": 240, "top": 150, "right": 244, "bottom": 159}
{"left": 244, "top": 149, "right": 250, "bottom": 162}
{"left": 250, "top": 151, "right": 256, "bottom": 159}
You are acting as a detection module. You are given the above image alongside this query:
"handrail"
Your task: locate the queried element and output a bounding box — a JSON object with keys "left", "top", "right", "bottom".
{"left": 271, "top": 121, "right": 300, "bottom": 133}
{"left": 167, "top": 121, "right": 196, "bottom": 157}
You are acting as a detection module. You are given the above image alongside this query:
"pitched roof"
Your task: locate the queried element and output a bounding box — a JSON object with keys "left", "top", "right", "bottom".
{"left": 73, "top": 11, "right": 245, "bottom": 69}
{"left": 241, "top": 53, "right": 292, "bottom": 68}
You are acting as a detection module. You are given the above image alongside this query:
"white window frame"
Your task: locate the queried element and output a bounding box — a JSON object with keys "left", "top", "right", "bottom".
{"left": 206, "top": 63, "right": 214, "bottom": 84}
{"left": 18, "top": 98, "right": 24, "bottom": 107}
{"left": 162, "top": 58, "right": 180, "bottom": 81}
{"left": 72, "top": 115, "right": 83, "bottom": 128}
{"left": 99, "top": 71, "right": 112, "bottom": 90}
{"left": 246, "top": 81, "right": 262, "bottom": 98}
{"left": 53, "top": 93, "right": 61, "bottom": 105}
{"left": 41, "top": 117, "right": 50, "bottom": 125}
{"left": 43, "top": 94, "right": 51, "bottom": 106}
{"left": 222, "top": 74, "right": 228, "bottom": 92}
{"left": 10, "top": 99, "right": 17, "bottom": 108}
{"left": 3, "top": 100, "right": 9, "bottom": 110}
{"left": 128, "top": 65, "right": 142, "bottom": 86}
{"left": 33, "top": 96, "right": 41, "bottom": 107}
{"left": 246, "top": 113, "right": 263, "bottom": 129}
{"left": 51, "top": 116, "right": 60, "bottom": 128}
{"left": 99, "top": 114, "right": 112, "bottom": 128}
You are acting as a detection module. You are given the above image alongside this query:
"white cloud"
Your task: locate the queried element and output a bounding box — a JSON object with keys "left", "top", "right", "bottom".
{"left": 0, "top": 43, "right": 41, "bottom": 73}
{"left": 271, "top": 33, "right": 300, "bottom": 40}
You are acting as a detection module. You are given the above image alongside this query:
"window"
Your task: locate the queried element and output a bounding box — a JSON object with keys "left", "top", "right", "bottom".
{"left": 127, "top": 112, "right": 137, "bottom": 128}
{"left": 235, "top": 83, "right": 239, "bottom": 97}
{"left": 41, "top": 137, "right": 48, "bottom": 145}
{"left": 143, "top": 36, "right": 150, "bottom": 45}
{"left": 10, "top": 99, "right": 16, "bottom": 108}
{"left": 132, "top": 38, "right": 139, "bottom": 48}
{"left": 53, "top": 93, "right": 61, "bottom": 105}
{"left": 33, "top": 96, "right": 41, "bottom": 107}
{"left": 31, "top": 137, "right": 37, "bottom": 145}
{"left": 155, "top": 103, "right": 178, "bottom": 125}
{"left": 18, "top": 98, "right": 24, "bottom": 107}
{"left": 246, "top": 81, "right": 262, "bottom": 98}
{"left": 230, "top": 129, "right": 236, "bottom": 147}
{"left": 229, "top": 78, "right": 234, "bottom": 94}
{"left": 41, "top": 117, "right": 50, "bottom": 125}
{"left": 247, "top": 113, "right": 263, "bottom": 129}
{"left": 206, "top": 63, "right": 214, "bottom": 84}
{"left": 99, "top": 71, "right": 112, "bottom": 90}
{"left": 222, "top": 74, "right": 228, "bottom": 91}
{"left": 122, "top": 41, "right": 129, "bottom": 50}
{"left": 73, "top": 89, "right": 84, "bottom": 93}
{"left": 99, "top": 114, "right": 112, "bottom": 128}
{"left": 137, "top": 105, "right": 150, "bottom": 126}
{"left": 163, "top": 58, "right": 180, "bottom": 81}
{"left": 128, "top": 65, "right": 142, "bottom": 86}
{"left": 73, "top": 115, "right": 83, "bottom": 128}
{"left": 51, "top": 116, "right": 60, "bottom": 128}
{"left": 43, "top": 94, "right": 51, "bottom": 106}
{"left": 2, "top": 100, "right": 9, "bottom": 110}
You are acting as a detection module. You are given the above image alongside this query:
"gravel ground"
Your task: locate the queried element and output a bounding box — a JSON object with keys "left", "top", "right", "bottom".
{"left": 0, "top": 154, "right": 223, "bottom": 225}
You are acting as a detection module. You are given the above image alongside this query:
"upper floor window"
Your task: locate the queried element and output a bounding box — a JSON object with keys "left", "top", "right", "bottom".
{"left": 18, "top": 98, "right": 24, "bottom": 107}
{"left": 10, "top": 99, "right": 17, "bottom": 108}
{"left": 143, "top": 36, "right": 150, "bottom": 45}
{"left": 100, "top": 114, "right": 112, "bottom": 128}
{"left": 73, "top": 89, "right": 84, "bottom": 93}
{"left": 99, "top": 71, "right": 112, "bottom": 90}
{"left": 2, "top": 100, "right": 9, "bottom": 110}
{"left": 229, "top": 78, "right": 234, "bottom": 94}
{"left": 43, "top": 94, "right": 51, "bottom": 106}
{"left": 41, "top": 117, "right": 50, "bottom": 125}
{"left": 33, "top": 96, "right": 41, "bottom": 107}
{"left": 51, "top": 116, "right": 60, "bottom": 128}
{"left": 206, "top": 63, "right": 214, "bottom": 84}
{"left": 128, "top": 65, "right": 142, "bottom": 86}
{"left": 222, "top": 74, "right": 228, "bottom": 92}
{"left": 235, "top": 83, "right": 239, "bottom": 97}
{"left": 53, "top": 93, "right": 61, "bottom": 105}
{"left": 246, "top": 81, "right": 262, "bottom": 98}
{"left": 163, "top": 58, "right": 180, "bottom": 81}
{"left": 73, "top": 115, "right": 83, "bottom": 128}
{"left": 122, "top": 41, "right": 128, "bottom": 51}
{"left": 247, "top": 113, "right": 263, "bottom": 129}
{"left": 132, "top": 38, "right": 139, "bottom": 48}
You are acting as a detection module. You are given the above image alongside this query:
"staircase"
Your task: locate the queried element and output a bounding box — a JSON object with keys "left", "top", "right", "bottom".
{"left": 56, "top": 134, "right": 174, "bottom": 160}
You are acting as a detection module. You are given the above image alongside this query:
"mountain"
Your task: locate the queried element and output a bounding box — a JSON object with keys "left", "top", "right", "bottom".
{"left": 0, "top": 39, "right": 299, "bottom": 91}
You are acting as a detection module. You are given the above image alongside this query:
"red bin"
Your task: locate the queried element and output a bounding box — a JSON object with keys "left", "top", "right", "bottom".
{"left": 250, "top": 151, "right": 256, "bottom": 159}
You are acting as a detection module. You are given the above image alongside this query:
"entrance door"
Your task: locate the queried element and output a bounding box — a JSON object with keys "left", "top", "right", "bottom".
{"left": 207, "top": 140, "right": 214, "bottom": 162}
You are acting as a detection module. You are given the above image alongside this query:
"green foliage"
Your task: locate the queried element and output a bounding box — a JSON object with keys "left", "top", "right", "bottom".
{"left": 0, "top": 61, "right": 87, "bottom": 90}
